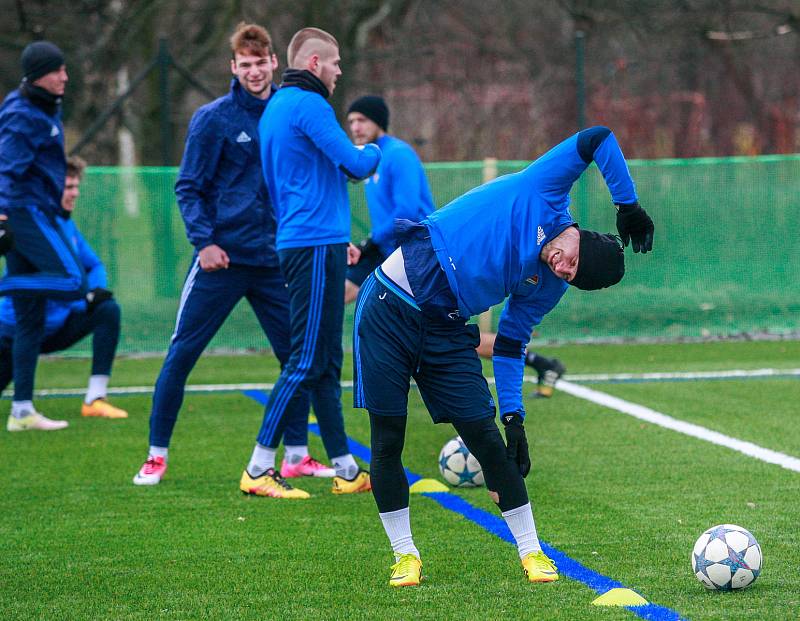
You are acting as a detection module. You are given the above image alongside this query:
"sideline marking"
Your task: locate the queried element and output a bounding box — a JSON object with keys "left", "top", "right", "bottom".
{"left": 244, "top": 389, "right": 684, "bottom": 621}
{"left": 17, "top": 367, "right": 798, "bottom": 399}
{"left": 558, "top": 380, "right": 800, "bottom": 473}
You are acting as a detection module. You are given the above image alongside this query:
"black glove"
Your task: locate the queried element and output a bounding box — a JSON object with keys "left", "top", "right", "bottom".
{"left": 0, "top": 219, "right": 13, "bottom": 255}
{"left": 615, "top": 201, "right": 654, "bottom": 253}
{"left": 86, "top": 287, "right": 113, "bottom": 312}
{"left": 501, "top": 411, "right": 531, "bottom": 478}
{"left": 357, "top": 237, "right": 381, "bottom": 260}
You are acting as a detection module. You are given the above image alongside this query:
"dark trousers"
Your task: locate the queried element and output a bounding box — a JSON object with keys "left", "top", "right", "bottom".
{"left": 149, "top": 261, "right": 310, "bottom": 448}
{"left": 255, "top": 244, "right": 349, "bottom": 458}
{"left": 0, "top": 207, "right": 87, "bottom": 401}
{"left": 0, "top": 299, "right": 121, "bottom": 396}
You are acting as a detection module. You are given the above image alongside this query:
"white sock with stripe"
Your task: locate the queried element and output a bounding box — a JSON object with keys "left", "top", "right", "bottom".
{"left": 379, "top": 507, "right": 420, "bottom": 560}
{"left": 331, "top": 453, "right": 359, "bottom": 479}
{"left": 248, "top": 443, "right": 276, "bottom": 477}
{"left": 501, "top": 502, "right": 542, "bottom": 558}
{"left": 11, "top": 400, "right": 35, "bottom": 418}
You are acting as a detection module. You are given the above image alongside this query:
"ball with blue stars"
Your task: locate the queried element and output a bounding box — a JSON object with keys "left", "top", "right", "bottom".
{"left": 692, "top": 524, "right": 762, "bottom": 590}
{"left": 438, "top": 436, "right": 484, "bottom": 488}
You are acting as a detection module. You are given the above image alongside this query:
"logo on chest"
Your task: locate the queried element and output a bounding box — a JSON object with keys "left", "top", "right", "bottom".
{"left": 50, "top": 125, "right": 60, "bottom": 137}
{"left": 525, "top": 274, "right": 539, "bottom": 286}
{"left": 236, "top": 131, "right": 252, "bottom": 143}
{"left": 537, "top": 225, "right": 546, "bottom": 246}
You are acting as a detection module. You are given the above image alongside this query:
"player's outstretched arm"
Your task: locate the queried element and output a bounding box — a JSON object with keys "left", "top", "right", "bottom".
{"left": 578, "top": 126, "right": 654, "bottom": 253}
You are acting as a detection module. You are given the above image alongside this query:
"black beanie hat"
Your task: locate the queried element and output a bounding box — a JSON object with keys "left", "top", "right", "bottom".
{"left": 21, "top": 41, "right": 65, "bottom": 82}
{"left": 347, "top": 95, "right": 389, "bottom": 131}
{"left": 569, "top": 229, "right": 625, "bottom": 291}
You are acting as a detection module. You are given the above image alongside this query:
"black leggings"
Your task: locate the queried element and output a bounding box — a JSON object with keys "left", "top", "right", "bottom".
{"left": 369, "top": 412, "right": 529, "bottom": 513}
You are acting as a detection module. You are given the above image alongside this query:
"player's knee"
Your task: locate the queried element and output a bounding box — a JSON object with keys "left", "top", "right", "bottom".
{"left": 94, "top": 299, "right": 121, "bottom": 325}
{"left": 370, "top": 412, "right": 406, "bottom": 461}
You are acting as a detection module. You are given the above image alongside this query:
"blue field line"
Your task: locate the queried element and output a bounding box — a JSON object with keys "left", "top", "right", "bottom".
{"left": 244, "top": 389, "right": 685, "bottom": 621}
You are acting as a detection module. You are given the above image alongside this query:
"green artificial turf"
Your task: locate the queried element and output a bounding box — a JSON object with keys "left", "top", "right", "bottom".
{"left": 2, "top": 341, "right": 799, "bottom": 620}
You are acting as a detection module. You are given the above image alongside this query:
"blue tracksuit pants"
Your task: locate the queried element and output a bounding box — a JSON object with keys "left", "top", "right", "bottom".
{"left": 255, "top": 244, "right": 349, "bottom": 458}
{"left": 0, "top": 299, "right": 121, "bottom": 394}
{"left": 148, "top": 261, "right": 310, "bottom": 448}
{"left": 0, "top": 206, "right": 87, "bottom": 401}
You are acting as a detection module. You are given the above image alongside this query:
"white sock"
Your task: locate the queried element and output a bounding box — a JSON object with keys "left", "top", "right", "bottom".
{"left": 149, "top": 446, "right": 168, "bottom": 460}
{"left": 284, "top": 445, "right": 308, "bottom": 464}
{"left": 248, "top": 443, "right": 276, "bottom": 476}
{"left": 331, "top": 453, "right": 359, "bottom": 479}
{"left": 379, "top": 507, "right": 420, "bottom": 559}
{"left": 85, "top": 375, "right": 109, "bottom": 404}
{"left": 11, "top": 401, "right": 35, "bottom": 418}
{"left": 501, "top": 502, "right": 541, "bottom": 558}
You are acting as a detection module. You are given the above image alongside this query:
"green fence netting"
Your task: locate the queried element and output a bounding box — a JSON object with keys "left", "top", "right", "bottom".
{"left": 39, "top": 155, "right": 800, "bottom": 354}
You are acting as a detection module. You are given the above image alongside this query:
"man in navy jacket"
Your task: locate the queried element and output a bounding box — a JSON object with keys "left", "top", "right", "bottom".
{"left": 133, "top": 23, "right": 332, "bottom": 493}
{"left": 1, "top": 156, "right": 126, "bottom": 428}
{"left": 256, "top": 27, "right": 380, "bottom": 497}
{"left": 0, "top": 41, "right": 87, "bottom": 431}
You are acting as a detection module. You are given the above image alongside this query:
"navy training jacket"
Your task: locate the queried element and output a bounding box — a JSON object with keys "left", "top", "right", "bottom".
{"left": 0, "top": 89, "right": 66, "bottom": 215}
{"left": 175, "top": 79, "right": 278, "bottom": 267}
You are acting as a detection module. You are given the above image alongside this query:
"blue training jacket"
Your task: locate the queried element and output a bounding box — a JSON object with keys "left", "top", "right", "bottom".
{"left": 175, "top": 79, "right": 278, "bottom": 267}
{"left": 0, "top": 89, "right": 66, "bottom": 215}
{"left": 259, "top": 85, "right": 381, "bottom": 250}
{"left": 423, "top": 127, "right": 638, "bottom": 417}
{"left": 365, "top": 134, "right": 435, "bottom": 256}
{"left": 0, "top": 215, "right": 106, "bottom": 337}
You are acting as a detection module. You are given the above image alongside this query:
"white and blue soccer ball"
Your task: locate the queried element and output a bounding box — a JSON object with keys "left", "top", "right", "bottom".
{"left": 692, "top": 524, "right": 762, "bottom": 590}
{"left": 438, "top": 436, "right": 484, "bottom": 488}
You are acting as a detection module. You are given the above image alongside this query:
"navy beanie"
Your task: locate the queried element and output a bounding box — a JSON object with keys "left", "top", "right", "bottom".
{"left": 570, "top": 229, "right": 625, "bottom": 291}
{"left": 347, "top": 95, "right": 389, "bottom": 131}
{"left": 21, "top": 41, "right": 65, "bottom": 82}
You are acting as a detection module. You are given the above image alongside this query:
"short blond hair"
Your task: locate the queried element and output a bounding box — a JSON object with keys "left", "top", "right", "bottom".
{"left": 230, "top": 21, "right": 273, "bottom": 58}
{"left": 66, "top": 155, "right": 87, "bottom": 179}
{"left": 287, "top": 27, "right": 338, "bottom": 68}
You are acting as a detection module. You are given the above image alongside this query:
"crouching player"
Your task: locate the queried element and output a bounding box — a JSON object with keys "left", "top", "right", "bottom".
{"left": 353, "top": 126, "right": 654, "bottom": 585}
{"left": 1, "top": 156, "right": 127, "bottom": 426}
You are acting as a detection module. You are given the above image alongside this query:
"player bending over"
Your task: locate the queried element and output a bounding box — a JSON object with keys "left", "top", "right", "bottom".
{"left": 353, "top": 126, "right": 653, "bottom": 586}
{"left": 345, "top": 96, "right": 566, "bottom": 397}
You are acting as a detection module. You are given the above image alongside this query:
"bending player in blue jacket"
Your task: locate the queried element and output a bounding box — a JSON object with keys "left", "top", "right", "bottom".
{"left": 0, "top": 41, "right": 90, "bottom": 431}
{"left": 134, "top": 23, "right": 333, "bottom": 491}
{"left": 256, "top": 27, "right": 381, "bottom": 497}
{"left": 345, "top": 95, "right": 567, "bottom": 397}
{"left": 1, "top": 156, "right": 127, "bottom": 428}
{"left": 353, "top": 126, "right": 654, "bottom": 586}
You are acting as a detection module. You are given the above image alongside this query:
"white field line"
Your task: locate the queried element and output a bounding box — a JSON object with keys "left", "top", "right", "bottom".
{"left": 17, "top": 367, "right": 798, "bottom": 398}
{"left": 565, "top": 367, "right": 800, "bottom": 382}
{"left": 556, "top": 379, "right": 800, "bottom": 473}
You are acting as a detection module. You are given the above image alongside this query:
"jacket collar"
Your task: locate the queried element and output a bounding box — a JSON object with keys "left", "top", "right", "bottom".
{"left": 231, "top": 78, "right": 275, "bottom": 111}
{"left": 20, "top": 80, "right": 61, "bottom": 116}
{"left": 279, "top": 69, "right": 329, "bottom": 99}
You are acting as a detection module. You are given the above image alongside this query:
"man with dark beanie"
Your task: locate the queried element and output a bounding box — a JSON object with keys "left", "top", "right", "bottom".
{"left": 345, "top": 95, "right": 435, "bottom": 304}
{"left": 0, "top": 41, "right": 86, "bottom": 431}
{"left": 352, "top": 126, "right": 653, "bottom": 587}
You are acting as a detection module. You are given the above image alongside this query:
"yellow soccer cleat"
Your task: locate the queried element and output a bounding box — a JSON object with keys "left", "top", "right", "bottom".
{"left": 81, "top": 398, "right": 128, "bottom": 419}
{"left": 521, "top": 550, "right": 559, "bottom": 583}
{"left": 239, "top": 468, "right": 310, "bottom": 499}
{"left": 389, "top": 554, "right": 422, "bottom": 587}
{"left": 331, "top": 469, "right": 372, "bottom": 495}
{"left": 7, "top": 412, "right": 68, "bottom": 432}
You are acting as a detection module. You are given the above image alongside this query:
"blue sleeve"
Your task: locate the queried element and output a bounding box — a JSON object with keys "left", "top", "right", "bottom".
{"left": 524, "top": 126, "right": 637, "bottom": 207}
{"left": 387, "top": 147, "right": 431, "bottom": 220}
{"left": 578, "top": 127, "right": 638, "bottom": 205}
{"left": 73, "top": 227, "right": 107, "bottom": 290}
{"left": 297, "top": 97, "right": 381, "bottom": 180}
{"left": 174, "top": 108, "right": 222, "bottom": 250}
{"left": 0, "top": 114, "right": 41, "bottom": 211}
{"left": 492, "top": 276, "right": 568, "bottom": 418}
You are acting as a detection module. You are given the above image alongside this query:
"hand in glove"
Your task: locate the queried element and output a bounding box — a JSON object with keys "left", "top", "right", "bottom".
{"left": 615, "top": 201, "right": 654, "bottom": 253}
{"left": 86, "top": 287, "right": 113, "bottom": 312}
{"left": 501, "top": 411, "right": 531, "bottom": 478}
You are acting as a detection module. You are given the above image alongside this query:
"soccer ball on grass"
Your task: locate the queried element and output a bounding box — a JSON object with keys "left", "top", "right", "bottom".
{"left": 438, "top": 436, "right": 484, "bottom": 487}
{"left": 692, "top": 524, "right": 762, "bottom": 590}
